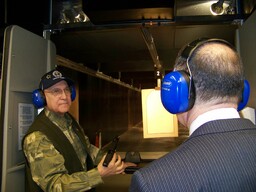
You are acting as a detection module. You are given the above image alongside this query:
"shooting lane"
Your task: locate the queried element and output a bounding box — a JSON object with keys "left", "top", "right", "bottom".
{"left": 57, "top": 56, "right": 189, "bottom": 191}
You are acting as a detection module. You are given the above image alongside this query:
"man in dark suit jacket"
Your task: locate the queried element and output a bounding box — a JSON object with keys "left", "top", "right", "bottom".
{"left": 129, "top": 38, "right": 256, "bottom": 192}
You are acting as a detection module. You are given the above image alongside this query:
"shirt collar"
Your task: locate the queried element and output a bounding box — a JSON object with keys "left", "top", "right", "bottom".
{"left": 44, "top": 108, "right": 72, "bottom": 129}
{"left": 189, "top": 108, "right": 240, "bottom": 135}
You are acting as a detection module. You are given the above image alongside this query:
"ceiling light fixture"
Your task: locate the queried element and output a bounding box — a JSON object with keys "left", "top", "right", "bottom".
{"left": 210, "top": 0, "right": 225, "bottom": 15}
{"left": 225, "top": 0, "right": 236, "bottom": 15}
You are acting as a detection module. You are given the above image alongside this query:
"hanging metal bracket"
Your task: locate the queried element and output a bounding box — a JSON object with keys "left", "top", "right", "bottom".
{"left": 141, "top": 27, "right": 163, "bottom": 88}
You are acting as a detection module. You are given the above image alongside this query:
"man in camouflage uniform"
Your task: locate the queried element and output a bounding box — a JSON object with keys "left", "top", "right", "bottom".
{"left": 23, "top": 69, "right": 135, "bottom": 192}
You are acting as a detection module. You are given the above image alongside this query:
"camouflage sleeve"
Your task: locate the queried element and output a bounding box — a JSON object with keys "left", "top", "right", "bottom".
{"left": 92, "top": 139, "right": 119, "bottom": 165}
{"left": 23, "top": 131, "right": 104, "bottom": 192}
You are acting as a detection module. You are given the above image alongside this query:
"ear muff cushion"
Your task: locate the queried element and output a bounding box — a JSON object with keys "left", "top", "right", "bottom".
{"left": 70, "top": 85, "right": 76, "bottom": 101}
{"left": 32, "top": 89, "right": 45, "bottom": 109}
{"left": 161, "top": 71, "right": 195, "bottom": 114}
{"left": 237, "top": 80, "right": 250, "bottom": 111}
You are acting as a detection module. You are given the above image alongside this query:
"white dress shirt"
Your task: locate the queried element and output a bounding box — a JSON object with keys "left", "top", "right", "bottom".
{"left": 189, "top": 108, "right": 240, "bottom": 135}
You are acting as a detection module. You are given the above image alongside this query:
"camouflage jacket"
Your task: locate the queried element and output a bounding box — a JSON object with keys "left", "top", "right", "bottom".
{"left": 23, "top": 108, "right": 104, "bottom": 192}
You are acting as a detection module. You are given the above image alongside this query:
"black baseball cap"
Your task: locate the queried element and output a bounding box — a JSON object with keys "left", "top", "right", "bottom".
{"left": 39, "top": 69, "right": 74, "bottom": 90}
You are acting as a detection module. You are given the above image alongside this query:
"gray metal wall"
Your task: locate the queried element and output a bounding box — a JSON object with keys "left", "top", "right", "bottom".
{"left": 238, "top": 10, "right": 256, "bottom": 109}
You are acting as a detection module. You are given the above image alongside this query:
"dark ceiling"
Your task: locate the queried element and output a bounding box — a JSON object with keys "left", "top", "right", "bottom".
{"left": 48, "top": 0, "right": 252, "bottom": 89}
{"left": 50, "top": 23, "right": 238, "bottom": 89}
{"left": 2, "top": 0, "right": 256, "bottom": 89}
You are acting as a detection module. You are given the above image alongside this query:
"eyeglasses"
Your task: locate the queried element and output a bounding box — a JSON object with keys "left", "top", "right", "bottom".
{"left": 44, "top": 87, "right": 72, "bottom": 97}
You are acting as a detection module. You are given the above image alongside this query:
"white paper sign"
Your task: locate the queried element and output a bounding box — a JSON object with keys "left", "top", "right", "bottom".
{"left": 18, "top": 103, "right": 35, "bottom": 150}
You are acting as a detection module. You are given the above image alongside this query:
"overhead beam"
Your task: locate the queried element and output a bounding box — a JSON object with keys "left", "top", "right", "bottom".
{"left": 141, "top": 27, "right": 163, "bottom": 87}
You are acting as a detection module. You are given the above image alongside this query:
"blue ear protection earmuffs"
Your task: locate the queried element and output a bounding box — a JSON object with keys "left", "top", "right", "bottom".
{"left": 237, "top": 79, "right": 250, "bottom": 111}
{"left": 161, "top": 71, "right": 195, "bottom": 114}
{"left": 161, "top": 38, "right": 250, "bottom": 114}
{"left": 32, "top": 85, "right": 76, "bottom": 109}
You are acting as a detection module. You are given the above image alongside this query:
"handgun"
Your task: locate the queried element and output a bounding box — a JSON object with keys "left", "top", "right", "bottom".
{"left": 103, "top": 136, "right": 120, "bottom": 167}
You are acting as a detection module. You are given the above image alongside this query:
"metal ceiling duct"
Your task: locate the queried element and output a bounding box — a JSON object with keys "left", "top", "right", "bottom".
{"left": 82, "top": 0, "right": 175, "bottom": 24}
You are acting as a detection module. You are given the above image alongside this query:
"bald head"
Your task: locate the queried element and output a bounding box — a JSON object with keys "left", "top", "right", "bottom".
{"left": 175, "top": 39, "right": 244, "bottom": 106}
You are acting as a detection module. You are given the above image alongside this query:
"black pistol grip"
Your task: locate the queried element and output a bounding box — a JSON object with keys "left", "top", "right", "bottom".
{"left": 103, "top": 150, "right": 115, "bottom": 167}
{"left": 103, "top": 136, "right": 119, "bottom": 167}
